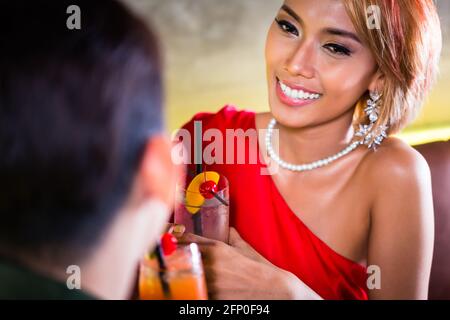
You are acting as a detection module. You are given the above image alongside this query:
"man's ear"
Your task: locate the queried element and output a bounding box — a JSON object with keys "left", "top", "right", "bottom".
{"left": 368, "top": 69, "right": 385, "bottom": 93}
{"left": 138, "top": 135, "right": 181, "bottom": 206}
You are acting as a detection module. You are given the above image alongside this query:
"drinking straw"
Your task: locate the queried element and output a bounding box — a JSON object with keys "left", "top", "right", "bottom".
{"left": 187, "top": 167, "right": 196, "bottom": 178}
{"left": 193, "top": 121, "right": 203, "bottom": 236}
{"left": 210, "top": 190, "right": 229, "bottom": 206}
{"left": 192, "top": 164, "right": 203, "bottom": 236}
{"left": 154, "top": 244, "right": 171, "bottom": 299}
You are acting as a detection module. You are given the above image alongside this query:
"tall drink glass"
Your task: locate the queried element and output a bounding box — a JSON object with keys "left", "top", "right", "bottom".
{"left": 175, "top": 173, "right": 229, "bottom": 243}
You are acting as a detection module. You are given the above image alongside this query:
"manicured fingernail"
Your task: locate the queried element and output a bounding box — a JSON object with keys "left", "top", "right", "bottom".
{"left": 172, "top": 224, "right": 185, "bottom": 234}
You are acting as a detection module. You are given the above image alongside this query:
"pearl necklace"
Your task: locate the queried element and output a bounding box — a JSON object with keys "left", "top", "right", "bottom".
{"left": 265, "top": 118, "right": 361, "bottom": 172}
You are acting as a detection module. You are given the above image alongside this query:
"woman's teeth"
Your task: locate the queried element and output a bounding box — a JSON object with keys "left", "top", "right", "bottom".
{"left": 280, "top": 81, "right": 321, "bottom": 100}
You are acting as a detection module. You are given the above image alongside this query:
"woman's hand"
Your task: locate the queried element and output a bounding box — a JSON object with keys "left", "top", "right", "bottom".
{"left": 227, "top": 228, "right": 272, "bottom": 265}
{"left": 177, "top": 227, "right": 322, "bottom": 300}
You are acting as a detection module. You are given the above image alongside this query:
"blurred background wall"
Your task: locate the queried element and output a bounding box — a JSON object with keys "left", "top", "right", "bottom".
{"left": 124, "top": 0, "right": 450, "bottom": 145}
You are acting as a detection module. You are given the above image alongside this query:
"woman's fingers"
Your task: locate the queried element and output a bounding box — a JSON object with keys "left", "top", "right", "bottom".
{"left": 177, "top": 232, "right": 217, "bottom": 246}
{"left": 228, "top": 227, "right": 247, "bottom": 247}
{"left": 166, "top": 223, "right": 186, "bottom": 237}
{"left": 170, "top": 223, "right": 186, "bottom": 236}
{"left": 228, "top": 227, "right": 272, "bottom": 265}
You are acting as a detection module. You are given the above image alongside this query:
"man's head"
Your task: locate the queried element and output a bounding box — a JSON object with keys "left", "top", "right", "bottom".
{"left": 0, "top": 0, "right": 176, "bottom": 280}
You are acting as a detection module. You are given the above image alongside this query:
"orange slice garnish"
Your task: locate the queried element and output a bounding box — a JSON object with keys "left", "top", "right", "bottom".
{"left": 185, "top": 171, "right": 220, "bottom": 214}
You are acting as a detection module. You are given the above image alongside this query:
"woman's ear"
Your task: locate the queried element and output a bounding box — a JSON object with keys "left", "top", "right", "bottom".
{"left": 368, "top": 69, "right": 385, "bottom": 93}
{"left": 139, "top": 135, "right": 182, "bottom": 207}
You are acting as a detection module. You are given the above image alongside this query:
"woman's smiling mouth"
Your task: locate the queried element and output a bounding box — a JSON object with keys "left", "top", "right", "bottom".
{"left": 276, "top": 78, "right": 322, "bottom": 107}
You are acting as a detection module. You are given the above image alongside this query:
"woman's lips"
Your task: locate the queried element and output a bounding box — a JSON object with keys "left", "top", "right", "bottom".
{"left": 275, "top": 80, "right": 322, "bottom": 108}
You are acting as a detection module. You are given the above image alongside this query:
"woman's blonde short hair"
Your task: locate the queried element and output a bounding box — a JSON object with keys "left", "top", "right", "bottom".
{"left": 344, "top": 0, "right": 442, "bottom": 136}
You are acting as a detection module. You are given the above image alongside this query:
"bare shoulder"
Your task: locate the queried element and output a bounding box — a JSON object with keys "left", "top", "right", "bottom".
{"left": 362, "top": 136, "right": 431, "bottom": 187}
{"left": 364, "top": 138, "right": 434, "bottom": 300}
{"left": 362, "top": 137, "right": 432, "bottom": 210}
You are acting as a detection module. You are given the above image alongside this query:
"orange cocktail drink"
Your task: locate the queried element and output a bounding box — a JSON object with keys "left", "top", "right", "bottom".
{"left": 139, "top": 243, "right": 208, "bottom": 300}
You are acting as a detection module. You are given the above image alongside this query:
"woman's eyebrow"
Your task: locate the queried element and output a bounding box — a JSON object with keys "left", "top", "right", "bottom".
{"left": 281, "top": 4, "right": 362, "bottom": 44}
{"left": 323, "top": 28, "right": 362, "bottom": 44}
{"left": 281, "top": 4, "right": 302, "bottom": 24}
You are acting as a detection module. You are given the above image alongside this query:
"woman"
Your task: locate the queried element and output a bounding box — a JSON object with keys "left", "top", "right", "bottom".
{"left": 177, "top": 0, "right": 441, "bottom": 299}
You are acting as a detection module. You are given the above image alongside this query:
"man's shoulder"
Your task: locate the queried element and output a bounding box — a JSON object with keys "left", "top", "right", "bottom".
{"left": 0, "top": 259, "right": 95, "bottom": 300}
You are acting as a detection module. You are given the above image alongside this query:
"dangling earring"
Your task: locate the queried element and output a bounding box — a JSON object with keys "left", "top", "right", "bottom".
{"left": 355, "top": 91, "right": 389, "bottom": 150}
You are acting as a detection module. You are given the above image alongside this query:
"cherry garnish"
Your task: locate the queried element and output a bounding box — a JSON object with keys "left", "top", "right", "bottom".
{"left": 199, "top": 180, "right": 218, "bottom": 199}
{"left": 160, "top": 233, "right": 178, "bottom": 256}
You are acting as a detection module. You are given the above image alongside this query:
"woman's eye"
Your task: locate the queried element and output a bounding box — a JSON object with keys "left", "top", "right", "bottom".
{"left": 323, "top": 43, "right": 352, "bottom": 56}
{"left": 275, "top": 19, "right": 299, "bottom": 37}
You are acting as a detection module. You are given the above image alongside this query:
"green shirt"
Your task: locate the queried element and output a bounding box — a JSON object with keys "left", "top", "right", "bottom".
{"left": 0, "top": 259, "right": 95, "bottom": 300}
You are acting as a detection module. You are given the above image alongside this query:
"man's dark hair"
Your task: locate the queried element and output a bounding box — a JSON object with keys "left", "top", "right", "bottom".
{"left": 0, "top": 0, "right": 163, "bottom": 260}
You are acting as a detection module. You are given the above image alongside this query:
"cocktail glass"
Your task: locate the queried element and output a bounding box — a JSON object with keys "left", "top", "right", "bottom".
{"left": 174, "top": 172, "right": 229, "bottom": 243}
{"left": 139, "top": 243, "right": 208, "bottom": 300}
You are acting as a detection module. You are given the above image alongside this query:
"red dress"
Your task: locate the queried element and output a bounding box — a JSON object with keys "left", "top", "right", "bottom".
{"left": 180, "top": 105, "right": 369, "bottom": 300}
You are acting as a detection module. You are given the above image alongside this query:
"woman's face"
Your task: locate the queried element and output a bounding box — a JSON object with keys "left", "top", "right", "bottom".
{"left": 265, "top": 0, "right": 380, "bottom": 129}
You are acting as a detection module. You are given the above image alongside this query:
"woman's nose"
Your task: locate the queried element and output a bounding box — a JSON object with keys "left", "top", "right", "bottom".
{"left": 285, "top": 42, "right": 315, "bottom": 79}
